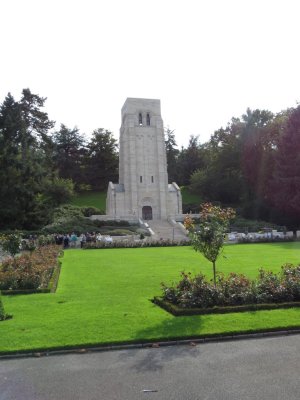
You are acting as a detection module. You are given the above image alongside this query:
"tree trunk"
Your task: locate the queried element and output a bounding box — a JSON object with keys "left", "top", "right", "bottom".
{"left": 212, "top": 260, "right": 216, "bottom": 287}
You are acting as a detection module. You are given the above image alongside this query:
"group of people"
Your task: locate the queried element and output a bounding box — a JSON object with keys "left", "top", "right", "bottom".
{"left": 54, "top": 232, "right": 113, "bottom": 249}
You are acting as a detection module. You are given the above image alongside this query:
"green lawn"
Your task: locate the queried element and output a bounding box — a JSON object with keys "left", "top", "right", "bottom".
{"left": 70, "top": 191, "right": 106, "bottom": 209}
{"left": 1, "top": 243, "right": 300, "bottom": 354}
{"left": 180, "top": 186, "right": 202, "bottom": 205}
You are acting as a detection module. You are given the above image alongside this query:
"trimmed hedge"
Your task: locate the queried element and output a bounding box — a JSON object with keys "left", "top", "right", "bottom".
{"left": 84, "top": 239, "right": 190, "bottom": 249}
{"left": 237, "top": 237, "right": 294, "bottom": 244}
{"left": 153, "top": 297, "right": 300, "bottom": 316}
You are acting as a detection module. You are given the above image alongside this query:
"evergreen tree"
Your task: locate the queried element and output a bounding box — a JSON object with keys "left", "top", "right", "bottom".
{"left": 177, "top": 135, "right": 204, "bottom": 186}
{"left": 164, "top": 127, "right": 179, "bottom": 182}
{"left": 0, "top": 89, "right": 72, "bottom": 229}
{"left": 53, "top": 124, "right": 86, "bottom": 188}
{"left": 85, "top": 128, "right": 118, "bottom": 190}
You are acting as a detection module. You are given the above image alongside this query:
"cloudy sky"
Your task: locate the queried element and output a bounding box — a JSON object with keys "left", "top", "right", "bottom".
{"left": 1, "top": 0, "right": 300, "bottom": 147}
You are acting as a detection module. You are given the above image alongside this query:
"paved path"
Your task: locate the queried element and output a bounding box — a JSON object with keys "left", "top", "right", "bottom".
{"left": 1, "top": 335, "right": 300, "bottom": 400}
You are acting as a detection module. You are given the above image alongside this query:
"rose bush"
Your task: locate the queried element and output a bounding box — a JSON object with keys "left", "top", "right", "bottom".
{"left": 161, "top": 264, "right": 300, "bottom": 308}
{"left": 0, "top": 245, "right": 61, "bottom": 290}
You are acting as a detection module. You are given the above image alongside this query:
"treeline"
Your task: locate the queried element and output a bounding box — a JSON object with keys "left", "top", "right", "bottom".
{"left": 166, "top": 106, "right": 300, "bottom": 228}
{"left": 1, "top": 88, "right": 300, "bottom": 230}
{"left": 0, "top": 89, "right": 118, "bottom": 230}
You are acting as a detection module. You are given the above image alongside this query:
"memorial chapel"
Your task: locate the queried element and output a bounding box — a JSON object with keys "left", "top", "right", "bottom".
{"left": 106, "top": 98, "right": 182, "bottom": 221}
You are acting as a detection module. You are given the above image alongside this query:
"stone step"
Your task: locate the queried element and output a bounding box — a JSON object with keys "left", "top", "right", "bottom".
{"left": 146, "top": 220, "right": 188, "bottom": 241}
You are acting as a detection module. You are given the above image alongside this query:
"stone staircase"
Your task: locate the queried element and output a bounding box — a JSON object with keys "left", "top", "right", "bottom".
{"left": 146, "top": 220, "right": 188, "bottom": 241}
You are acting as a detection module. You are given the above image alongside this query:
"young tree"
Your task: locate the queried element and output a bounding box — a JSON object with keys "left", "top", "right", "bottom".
{"left": 184, "top": 203, "right": 235, "bottom": 286}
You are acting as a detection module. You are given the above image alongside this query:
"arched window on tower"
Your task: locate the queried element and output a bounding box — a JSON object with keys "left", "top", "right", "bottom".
{"left": 139, "top": 113, "right": 143, "bottom": 126}
{"left": 146, "top": 113, "right": 150, "bottom": 126}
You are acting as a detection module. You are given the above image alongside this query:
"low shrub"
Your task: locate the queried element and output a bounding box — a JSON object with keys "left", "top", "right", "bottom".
{"left": 160, "top": 264, "right": 300, "bottom": 309}
{"left": 93, "top": 220, "right": 131, "bottom": 227}
{"left": 230, "top": 217, "right": 282, "bottom": 232}
{"left": 81, "top": 206, "right": 104, "bottom": 217}
{"left": 0, "top": 245, "right": 61, "bottom": 291}
{"left": 84, "top": 239, "right": 190, "bottom": 249}
{"left": 0, "top": 233, "right": 21, "bottom": 258}
{"left": 42, "top": 216, "right": 99, "bottom": 234}
{"left": 237, "top": 237, "right": 294, "bottom": 244}
{"left": 102, "top": 229, "right": 134, "bottom": 236}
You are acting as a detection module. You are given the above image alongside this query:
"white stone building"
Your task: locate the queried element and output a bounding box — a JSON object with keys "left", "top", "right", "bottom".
{"left": 106, "top": 98, "right": 182, "bottom": 221}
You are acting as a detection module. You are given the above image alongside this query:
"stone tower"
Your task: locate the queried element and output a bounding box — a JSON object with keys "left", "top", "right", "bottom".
{"left": 106, "top": 98, "right": 182, "bottom": 220}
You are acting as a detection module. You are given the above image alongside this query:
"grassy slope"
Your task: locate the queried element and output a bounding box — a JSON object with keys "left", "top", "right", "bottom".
{"left": 180, "top": 186, "right": 202, "bottom": 205}
{"left": 70, "top": 191, "right": 107, "bottom": 209}
{"left": 1, "top": 243, "right": 300, "bottom": 353}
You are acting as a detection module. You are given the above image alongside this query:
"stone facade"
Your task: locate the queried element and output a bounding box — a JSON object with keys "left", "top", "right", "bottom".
{"left": 106, "top": 98, "right": 182, "bottom": 220}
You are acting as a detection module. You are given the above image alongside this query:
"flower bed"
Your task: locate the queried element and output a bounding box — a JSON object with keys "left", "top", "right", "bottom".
{"left": 157, "top": 264, "right": 300, "bottom": 315}
{"left": 0, "top": 245, "right": 62, "bottom": 295}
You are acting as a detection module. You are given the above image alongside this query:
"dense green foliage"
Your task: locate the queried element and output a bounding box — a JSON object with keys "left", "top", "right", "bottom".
{"left": 166, "top": 106, "right": 300, "bottom": 229}
{"left": 0, "top": 90, "right": 118, "bottom": 230}
{"left": 1, "top": 243, "right": 300, "bottom": 353}
{"left": 85, "top": 128, "right": 118, "bottom": 190}
{"left": 0, "top": 90, "right": 74, "bottom": 229}
{"left": 41, "top": 205, "right": 104, "bottom": 234}
{"left": 161, "top": 264, "right": 300, "bottom": 309}
{"left": 184, "top": 107, "right": 300, "bottom": 228}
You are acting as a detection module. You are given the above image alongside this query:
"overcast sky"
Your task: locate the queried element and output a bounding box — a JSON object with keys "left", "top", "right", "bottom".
{"left": 1, "top": 0, "right": 300, "bottom": 148}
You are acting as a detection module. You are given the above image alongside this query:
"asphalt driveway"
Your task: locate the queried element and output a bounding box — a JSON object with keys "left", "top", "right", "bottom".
{"left": 1, "top": 334, "right": 299, "bottom": 400}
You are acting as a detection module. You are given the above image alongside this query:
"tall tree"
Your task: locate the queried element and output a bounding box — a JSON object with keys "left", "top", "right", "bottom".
{"left": 270, "top": 105, "right": 300, "bottom": 224}
{"left": 164, "top": 127, "right": 179, "bottom": 182}
{"left": 190, "top": 124, "right": 244, "bottom": 204}
{"left": 0, "top": 90, "right": 56, "bottom": 228}
{"left": 53, "top": 124, "right": 86, "bottom": 188}
{"left": 177, "top": 135, "right": 204, "bottom": 185}
{"left": 0, "top": 89, "right": 73, "bottom": 229}
{"left": 85, "top": 128, "right": 118, "bottom": 190}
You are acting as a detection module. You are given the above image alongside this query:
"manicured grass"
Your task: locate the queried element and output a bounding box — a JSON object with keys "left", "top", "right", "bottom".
{"left": 1, "top": 243, "right": 300, "bottom": 354}
{"left": 181, "top": 186, "right": 202, "bottom": 205}
{"left": 70, "top": 191, "right": 106, "bottom": 209}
